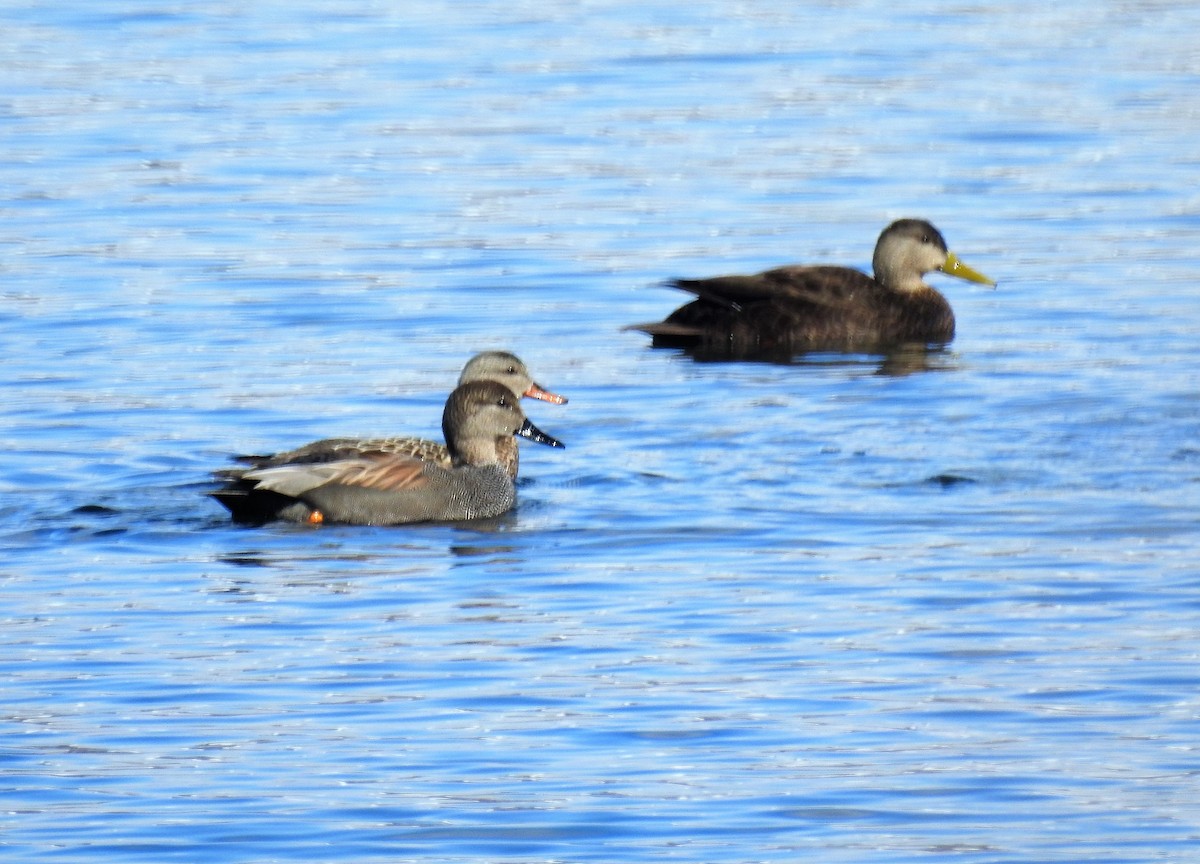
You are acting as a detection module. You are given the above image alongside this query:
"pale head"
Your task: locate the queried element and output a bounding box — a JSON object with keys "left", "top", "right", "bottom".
{"left": 457, "top": 351, "right": 568, "bottom": 404}
{"left": 872, "top": 219, "right": 995, "bottom": 293}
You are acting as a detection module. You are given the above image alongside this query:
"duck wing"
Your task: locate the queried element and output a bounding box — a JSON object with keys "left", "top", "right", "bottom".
{"left": 671, "top": 265, "right": 877, "bottom": 311}
{"left": 233, "top": 436, "right": 450, "bottom": 469}
{"left": 243, "top": 453, "right": 433, "bottom": 498}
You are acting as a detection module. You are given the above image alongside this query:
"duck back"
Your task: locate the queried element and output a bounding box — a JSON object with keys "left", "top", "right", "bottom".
{"left": 640, "top": 266, "right": 954, "bottom": 359}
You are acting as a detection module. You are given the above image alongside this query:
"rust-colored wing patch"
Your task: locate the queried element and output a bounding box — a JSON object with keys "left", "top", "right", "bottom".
{"left": 244, "top": 454, "right": 433, "bottom": 498}
{"left": 316, "top": 454, "right": 432, "bottom": 492}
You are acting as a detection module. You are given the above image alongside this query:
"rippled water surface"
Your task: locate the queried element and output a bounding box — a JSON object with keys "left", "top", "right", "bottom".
{"left": 3, "top": 1, "right": 1200, "bottom": 861}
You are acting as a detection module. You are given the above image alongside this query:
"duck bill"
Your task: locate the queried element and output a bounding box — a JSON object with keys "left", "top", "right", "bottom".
{"left": 942, "top": 252, "right": 996, "bottom": 287}
{"left": 515, "top": 417, "right": 565, "bottom": 449}
{"left": 523, "top": 382, "right": 568, "bottom": 405}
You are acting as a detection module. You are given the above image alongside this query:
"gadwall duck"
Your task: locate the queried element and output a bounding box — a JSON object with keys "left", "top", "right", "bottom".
{"left": 628, "top": 219, "right": 995, "bottom": 359}
{"left": 224, "top": 351, "right": 566, "bottom": 480}
{"left": 212, "top": 380, "right": 564, "bottom": 525}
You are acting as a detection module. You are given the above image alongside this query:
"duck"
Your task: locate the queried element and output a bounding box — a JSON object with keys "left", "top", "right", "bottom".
{"left": 627, "top": 219, "right": 995, "bottom": 360}
{"left": 222, "top": 351, "right": 566, "bottom": 481}
{"left": 211, "top": 380, "right": 565, "bottom": 525}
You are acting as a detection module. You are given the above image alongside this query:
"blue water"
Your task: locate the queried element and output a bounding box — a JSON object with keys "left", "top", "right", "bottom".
{"left": 3, "top": 1, "right": 1200, "bottom": 861}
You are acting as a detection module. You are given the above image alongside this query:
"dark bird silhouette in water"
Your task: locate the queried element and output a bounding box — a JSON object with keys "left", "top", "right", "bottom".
{"left": 627, "top": 219, "right": 995, "bottom": 361}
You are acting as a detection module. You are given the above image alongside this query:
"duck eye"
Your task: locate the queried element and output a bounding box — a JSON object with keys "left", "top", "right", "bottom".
{"left": 497, "top": 395, "right": 509, "bottom": 407}
{"left": 506, "top": 366, "right": 516, "bottom": 374}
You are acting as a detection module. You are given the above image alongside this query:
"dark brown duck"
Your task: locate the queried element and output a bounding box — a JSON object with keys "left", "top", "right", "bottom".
{"left": 211, "top": 380, "right": 564, "bottom": 526}
{"left": 628, "top": 219, "right": 995, "bottom": 359}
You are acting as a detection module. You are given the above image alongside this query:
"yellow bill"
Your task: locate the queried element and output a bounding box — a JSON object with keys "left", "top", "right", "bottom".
{"left": 942, "top": 252, "right": 996, "bottom": 287}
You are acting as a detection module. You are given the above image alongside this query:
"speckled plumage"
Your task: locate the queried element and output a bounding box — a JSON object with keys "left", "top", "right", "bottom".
{"left": 212, "top": 380, "right": 565, "bottom": 526}
{"left": 218, "top": 351, "right": 565, "bottom": 482}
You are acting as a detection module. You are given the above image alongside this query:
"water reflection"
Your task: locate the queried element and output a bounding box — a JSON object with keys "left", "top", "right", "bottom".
{"left": 649, "top": 341, "right": 959, "bottom": 375}
{"left": 449, "top": 541, "right": 520, "bottom": 560}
